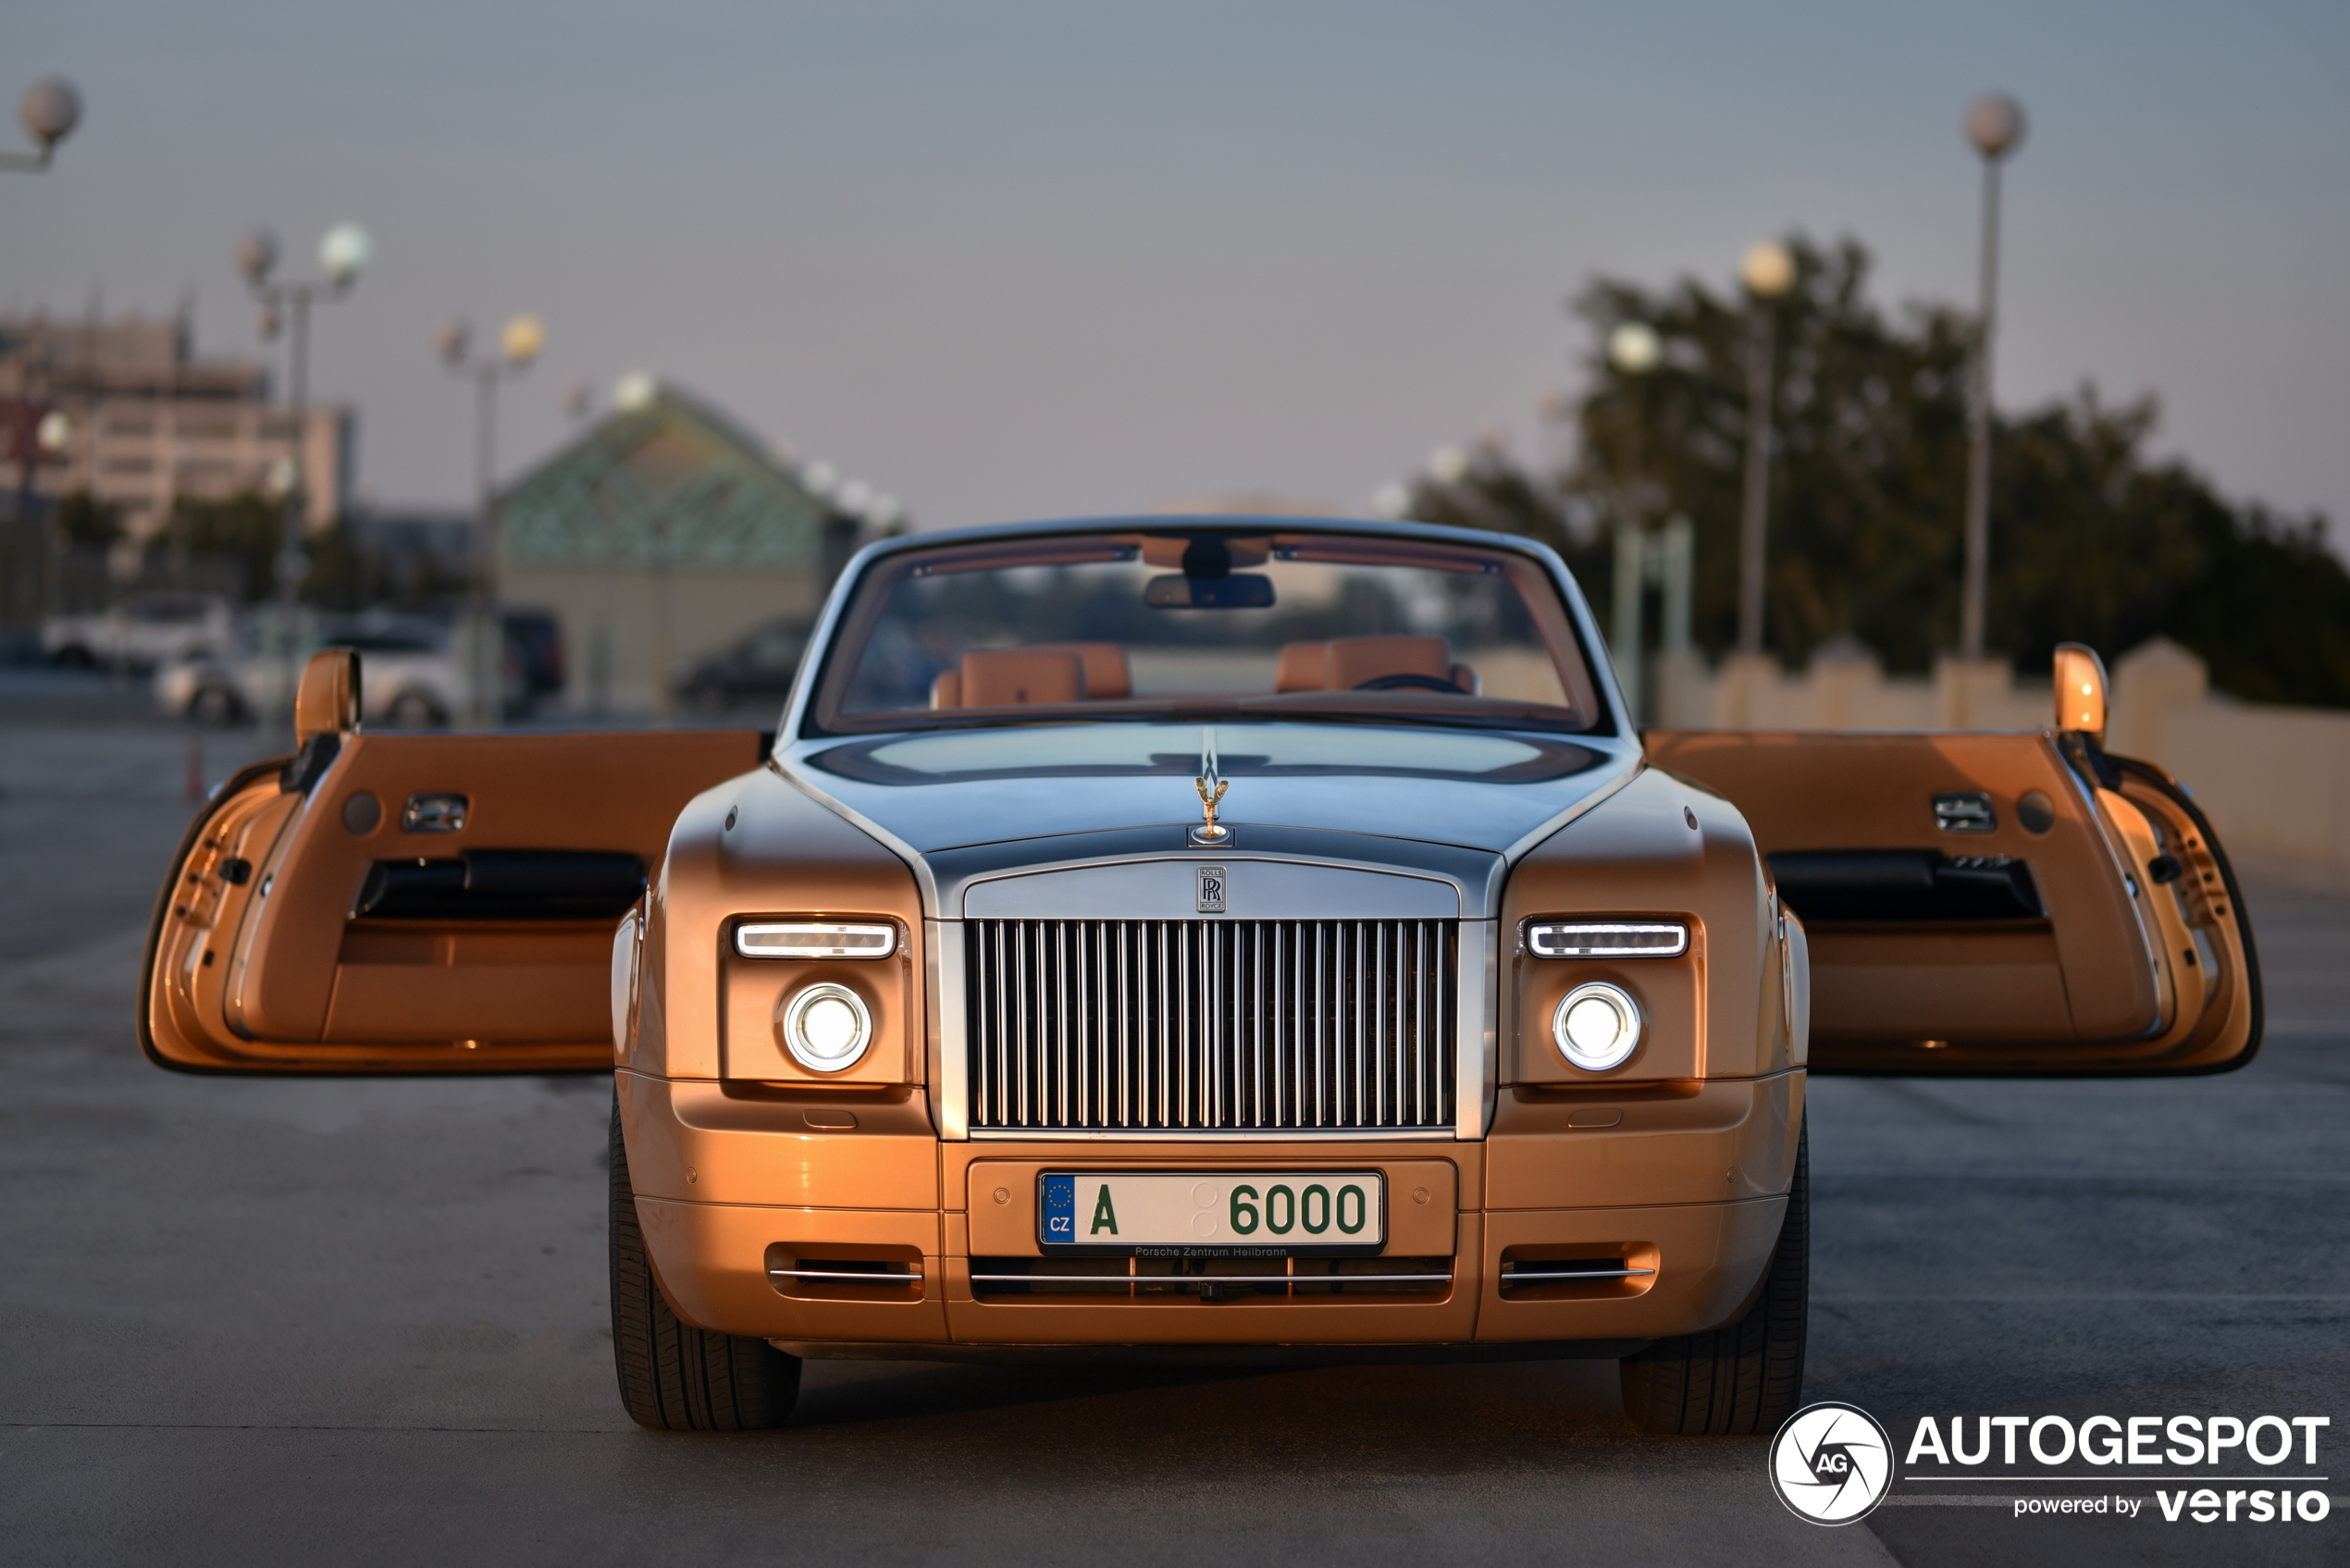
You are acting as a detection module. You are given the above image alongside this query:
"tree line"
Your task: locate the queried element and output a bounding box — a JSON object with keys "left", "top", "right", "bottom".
{"left": 1406, "top": 236, "right": 2350, "bottom": 708}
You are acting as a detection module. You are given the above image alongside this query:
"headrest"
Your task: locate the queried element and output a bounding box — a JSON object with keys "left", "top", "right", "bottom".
{"left": 1323, "top": 636, "right": 1453, "bottom": 692}
{"left": 957, "top": 648, "right": 1085, "bottom": 708}
{"left": 1028, "top": 642, "right": 1132, "bottom": 700}
{"left": 1275, "top": 641, "right": 1330, "bottom": 693}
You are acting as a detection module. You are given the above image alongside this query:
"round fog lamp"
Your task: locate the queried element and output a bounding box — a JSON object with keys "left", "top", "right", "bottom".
{"left": 1552, "top": 982, "right": 1642, "bottom": 1071}
{"left": 781, "top": 983, "right": 872, "bottom": 1072}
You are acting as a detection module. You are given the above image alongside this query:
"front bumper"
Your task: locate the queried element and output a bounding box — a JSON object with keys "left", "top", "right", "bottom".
{"left": 618, "top": 1068, "right": 1801, "bottom": 1350}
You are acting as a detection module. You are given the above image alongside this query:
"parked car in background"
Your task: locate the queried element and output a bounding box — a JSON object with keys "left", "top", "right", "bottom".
{"left": 43, "top": 593, "right": 238, "bottom": 671}
{"left": 678, "top": 615, "right": 810, "bottom": 712}
{"left": 362, "top": 599, "right": 566, "bottom": 710}
{"left": 502, "top": 609, "right": 565, "bottom": 707}
{"left": 156, "top": 613, "right": 512, "bottom": 728}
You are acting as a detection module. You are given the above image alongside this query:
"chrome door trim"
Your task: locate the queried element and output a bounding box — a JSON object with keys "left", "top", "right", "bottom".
{"left": 2054, "top": 737, "right": 2171, "bottom": 1039}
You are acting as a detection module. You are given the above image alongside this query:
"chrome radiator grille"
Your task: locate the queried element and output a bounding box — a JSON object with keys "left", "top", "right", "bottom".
{"left": 966, "top": 919, "right": 1456, "bottom": 1133}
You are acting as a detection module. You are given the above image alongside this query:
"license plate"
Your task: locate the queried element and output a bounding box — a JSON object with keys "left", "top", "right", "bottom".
{"left": 1039, "top": 1171, "right": 1385, "bottom": 1256}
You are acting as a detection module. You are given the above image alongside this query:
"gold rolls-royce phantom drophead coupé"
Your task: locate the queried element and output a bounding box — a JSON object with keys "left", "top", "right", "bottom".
{"left": 140, "top": 517, "right": 2260, "bottom": 1434}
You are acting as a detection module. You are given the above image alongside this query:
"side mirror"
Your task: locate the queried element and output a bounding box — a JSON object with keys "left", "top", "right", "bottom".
{"left": 294, "top": 648, "right": 361, "bottom": 741}
{"left": 2052, "top": 642, "right": 2107, "bottom": 746}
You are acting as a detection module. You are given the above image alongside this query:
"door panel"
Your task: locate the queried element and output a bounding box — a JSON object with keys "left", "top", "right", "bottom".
{"left": 142, "top": 729, "right": 763, "bottom": 1073}
{"left": 1645, "top": 730, "right": 2258, "bottom": 1076}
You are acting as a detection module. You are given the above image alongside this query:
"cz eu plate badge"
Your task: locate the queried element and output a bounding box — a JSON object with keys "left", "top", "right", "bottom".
{"left": 1039, "top": 1171, "right": 1385, "bottom": 1257}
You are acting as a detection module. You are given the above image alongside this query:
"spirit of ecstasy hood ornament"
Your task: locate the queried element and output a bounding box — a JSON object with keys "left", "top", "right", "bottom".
{"left": 1192, "top": 727, "right": 1232, "bottom": 846}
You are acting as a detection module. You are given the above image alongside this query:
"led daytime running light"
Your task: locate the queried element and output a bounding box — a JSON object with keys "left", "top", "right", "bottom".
{"left": 1527, "top": 920, "right": 1688, "bottom": 959}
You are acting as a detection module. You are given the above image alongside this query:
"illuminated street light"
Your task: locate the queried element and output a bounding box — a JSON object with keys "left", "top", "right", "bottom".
{"left": 1960, "top": 93, "right": 2025, "bottom": 663}
{"left": 1737, "top": 241, "right": 1795, "bottom": 659}
{"left": 238, "top": 222, "right": 370, "bottom": 743}
{"left": 613, "top": 371, "right": 659, "bottom": 412}
{"left": 440, "top": 312, "right": 546, "bottom": 728}
{"left": 319, "top": 224, "right": 372, "bottom": 286}
{"left": 3, "top": 78, "right": 81, "bottom": 172}
{"left": 1739, "top": 241, "right": 1796, "bottom": 300}
{"left": 1607, "top": 322, "right": 1661, "bottom": 377}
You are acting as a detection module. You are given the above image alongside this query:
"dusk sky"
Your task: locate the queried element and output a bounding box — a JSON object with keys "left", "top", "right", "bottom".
{"left": 6, "top": 1, "right": 2346, "bottom": 549}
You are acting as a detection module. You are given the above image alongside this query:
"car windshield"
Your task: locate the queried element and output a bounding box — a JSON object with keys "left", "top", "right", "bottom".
{"left": 809, "top": 722, "right": 1602, "bottom": 784}
{"left": 807, "top": 527, "right": 1606, "bottom": 735}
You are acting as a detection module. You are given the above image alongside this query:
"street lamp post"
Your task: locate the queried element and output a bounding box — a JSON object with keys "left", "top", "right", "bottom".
{"left": 1606, "top": 321, "right": 1661, "bottom": 721}
{"left": 439, "top": 314, "right": 544, "bottom": 728}
{"left": 1736, "top": 241, "right": 1795, "bottom": 661}
{"left": 1960, "top": 93, "right": 2025, "bottom": 664}
{"left": 19, "top": 411, "right": 74, "bottom": 625}
{"left": 239, "top": 223, "right": 371, "bottom": 743}
{"left": 2, "top": 78, "right": 81, "bottom": 171}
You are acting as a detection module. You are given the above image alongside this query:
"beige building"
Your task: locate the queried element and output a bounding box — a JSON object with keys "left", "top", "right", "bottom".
{"left": 0, "top": 309, "right": 351, "bottom": 538}
{"left": 495, "top": 384, "right": 872, "bottom": 715}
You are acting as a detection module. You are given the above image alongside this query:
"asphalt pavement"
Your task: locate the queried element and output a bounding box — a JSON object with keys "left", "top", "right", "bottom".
{"left": 2, "top": 681, "right": 2343, "bottom": 1566}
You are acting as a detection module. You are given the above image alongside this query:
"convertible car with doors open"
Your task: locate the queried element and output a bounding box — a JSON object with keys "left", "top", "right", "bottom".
{"left": 140, "top": 516, "right": 2260, "bottom": 1435}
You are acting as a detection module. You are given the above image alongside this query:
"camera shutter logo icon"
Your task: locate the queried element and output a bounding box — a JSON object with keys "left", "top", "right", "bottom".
{"left": 1768, "top": 1401, "right": 1894, "bottom": 1525}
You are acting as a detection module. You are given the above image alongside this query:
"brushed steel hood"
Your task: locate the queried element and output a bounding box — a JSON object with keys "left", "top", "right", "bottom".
{"left": 774, "top": 721, "right": 1642, "bottom": 919}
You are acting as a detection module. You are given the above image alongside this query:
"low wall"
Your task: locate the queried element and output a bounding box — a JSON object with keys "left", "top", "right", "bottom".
{"left": 1647, "top": 638, "right": 2350, "bottom": 889}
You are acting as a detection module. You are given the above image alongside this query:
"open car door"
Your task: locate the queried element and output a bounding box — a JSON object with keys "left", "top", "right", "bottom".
{"left": 142, "top": 650, "right": 764, "bottom": 1074}
{"left": 1648, "top": 646, "right": 2259, "bottom": 1076}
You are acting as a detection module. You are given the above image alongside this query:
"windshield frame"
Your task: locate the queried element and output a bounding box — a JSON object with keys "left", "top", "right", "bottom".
{"left": 786, "top": 515, "right": 1624, "bottom": 742}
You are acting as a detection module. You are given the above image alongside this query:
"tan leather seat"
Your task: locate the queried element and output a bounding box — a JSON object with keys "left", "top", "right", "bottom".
{"left": 1028, "top": 642, "right": 1132, "bottom": 699}
{"left": 1275, "top": 641, "right": 1329, "bottom": 693}
{"left": 956, "top": 648, "right": 1085, "bottom": 708}
{"left": 1278, "top": 636, "right": 1459, "bottom": 693}
{"left": 1328, "top": 636, "right": 1453, "bottom": 690}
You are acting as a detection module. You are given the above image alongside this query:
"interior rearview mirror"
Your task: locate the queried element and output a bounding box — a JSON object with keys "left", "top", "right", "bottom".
{"left": 294, "top": 648, "right": 362, "bottom": 741}
{"left": 2052, "top": 642, "right": 2107, "bottom": 745}
{"left": 1144, "top": 574, "right": 1275, "bottom": 609}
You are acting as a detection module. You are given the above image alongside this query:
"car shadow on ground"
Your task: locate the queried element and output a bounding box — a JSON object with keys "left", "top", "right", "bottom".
{"left": 784, "top": 1353, "right": 1642, "bottom": 1449}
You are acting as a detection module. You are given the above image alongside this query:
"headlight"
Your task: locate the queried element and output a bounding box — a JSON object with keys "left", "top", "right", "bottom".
{"left": 736, "top": 921, "right": 897, "bottom": 959}
{"left": 1526, "top": 920, "right": 1687, "bottom": 958}
{"left": 780, "top": 982, "right": 872, "bottom": 1072}
{"left": 1552, "top": 981, "right": 1642, "bottom": 1071}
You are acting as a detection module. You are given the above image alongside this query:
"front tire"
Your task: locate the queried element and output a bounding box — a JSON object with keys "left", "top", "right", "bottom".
{"left": 1619, "top": 1124, "right": 1808, "bottom": 1435}
{"left": 609, "top": 1095, "right": 800, "bottom": 1429}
